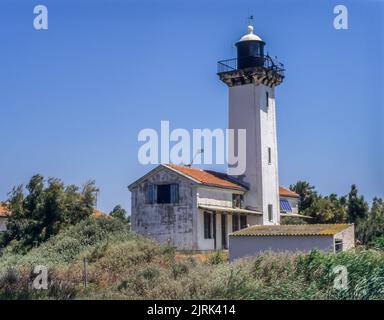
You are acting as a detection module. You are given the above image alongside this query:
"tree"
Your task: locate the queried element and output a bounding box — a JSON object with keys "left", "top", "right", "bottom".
{"left": 110, "top": 205, "right": 129, "bottom": 223}
{"left": 304, "top": 194, "right": 347, "bottom": 224}
{"left": 289, "top": 181, "right": 317, "bottom": 212}
{"left": 347, "top": 184, "right": 369, "bottom": 223}
{"left": 2, "top": 175, "right": 98, "bottom": 251}
{"left": 356, "top": 197, "right": 384, "bottom": 244}
{"left": 289, "top": 181, "right": 348, "bottom": 224}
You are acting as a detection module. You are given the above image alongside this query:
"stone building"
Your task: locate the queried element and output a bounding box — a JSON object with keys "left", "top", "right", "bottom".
{"left": 129, "top": 163, "right": 303, "bottom": 250}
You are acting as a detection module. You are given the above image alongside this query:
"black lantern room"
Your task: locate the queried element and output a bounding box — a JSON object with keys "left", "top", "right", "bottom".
{"left": 235, "top": 25, "right": 265, "bottom": 69}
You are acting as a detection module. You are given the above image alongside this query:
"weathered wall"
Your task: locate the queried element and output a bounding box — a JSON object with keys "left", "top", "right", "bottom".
{"left": 130, "top": 169, "right": 197, "bottom": 249}
{"left": 229, "top": 235, "right": 334, "bottom": 261}
{"left": 335, "top": 224, "right": 355, "bottom": 251}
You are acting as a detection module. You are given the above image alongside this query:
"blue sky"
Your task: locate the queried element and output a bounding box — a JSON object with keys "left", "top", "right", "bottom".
{"left": 0, "top": 0, "right": 383, "bottom": 213}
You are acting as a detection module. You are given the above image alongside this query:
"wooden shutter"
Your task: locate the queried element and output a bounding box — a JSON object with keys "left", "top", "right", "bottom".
{"left": 170, "top": 184, "right": 179, "bottom": 203}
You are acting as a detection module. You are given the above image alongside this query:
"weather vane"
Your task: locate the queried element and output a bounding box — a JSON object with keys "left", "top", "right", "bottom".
{"left": 248, "top": 15, "right": 254, "bottom": 26}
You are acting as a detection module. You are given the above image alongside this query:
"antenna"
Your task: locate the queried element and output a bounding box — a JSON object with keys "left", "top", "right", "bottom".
{"left": 187, "top": 149, "right": 204, "bottom": 167}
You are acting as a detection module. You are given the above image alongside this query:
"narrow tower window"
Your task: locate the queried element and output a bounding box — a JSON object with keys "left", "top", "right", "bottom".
{"left": 268, "top": 147, "right": 272, "bottom": 164}
{"left": 268, "top": 204, "right": 273, "bottom": 222}
{"left": 266, "top": 91, "right": 269, "bottom": 108}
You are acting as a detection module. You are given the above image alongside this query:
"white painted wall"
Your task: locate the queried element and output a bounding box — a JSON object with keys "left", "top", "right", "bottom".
{"left": 229, "top": 235, "right": 335, "bottom": 261}
{"left": 228, "top": 83, "right": 280, "bottom": 225}
{"left": 197, "top": 186, "right": 238, "bottom": 208}
{"left": 196, "top": 186, "right": 262, "bottom": 250}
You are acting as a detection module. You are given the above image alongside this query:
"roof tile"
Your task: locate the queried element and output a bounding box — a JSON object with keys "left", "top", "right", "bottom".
{"left": 231, "top": 224, "right": 352, "bottom": 236}
{"left": 0, "top": 203, "right": 9, "bottom": 217}
{"left": 279, "top": 187, "right": 299, "bottom": 198}
{"left": 165, "top": 164, "right": 247, "bottom": 191}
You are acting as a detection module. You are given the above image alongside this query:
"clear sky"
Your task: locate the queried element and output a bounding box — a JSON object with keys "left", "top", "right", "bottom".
{"left": 0, "top": 0, "right": 383, "bottom": 213}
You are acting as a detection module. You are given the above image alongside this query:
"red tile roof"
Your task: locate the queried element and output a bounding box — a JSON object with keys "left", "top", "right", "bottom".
{"left": 0, "top": 203, "right": 9, "bottom": 217}
{"left": 92, "top": 208, "right": 105, "bottom": 218}
{"left": 279, "top": 187, "right": 299, "bottom": 198}
{"left": 165, "top": 165, "right": 298, "bottom": 198}
{"left": 165, "top": 164, "right": 247, "bottom": 191}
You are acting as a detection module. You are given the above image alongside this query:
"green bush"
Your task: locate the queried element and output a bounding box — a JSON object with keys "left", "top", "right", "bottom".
{"left": 207, "top": 250, "right": 228, "bottom": 265}
{"left": 3, "top": 216, "right": 384, "bottom": 300}
{"left": 369, "top": 236, "right": 384, "bottom": 250}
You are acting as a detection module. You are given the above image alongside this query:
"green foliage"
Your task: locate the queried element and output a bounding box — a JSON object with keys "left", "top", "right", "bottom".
{"left": 368, "top": 236, "right": 384, "bottom": 250}
{"left": 2, "top": 219, "right": 384, "bottom": 300}
{"left": 290, "top": 182, "right": 371, "bottom": 228}
{"left": 356, "top": 197, "right": 384, "bottom": 244}
{"left": 2, "top": 175, "right": 99, "bottom": 251}
{"left": 207, "top": 250, "right": 228, "bottom": 265}
{"left": 109, "top": 205, "right": 129, "bottom": 224}
{"left": 0, "top": 216, "right": 134, "bottom": 270}
{"left": 290, "top": 181, "right": 317, "bottom": 212}
{"left": 347, "top": 184, "right": 369, "bottom": 223}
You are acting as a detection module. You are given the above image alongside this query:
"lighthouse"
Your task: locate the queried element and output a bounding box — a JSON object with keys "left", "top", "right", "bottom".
{"left": 217, "top": 25, "right": 285, "bottom": 225}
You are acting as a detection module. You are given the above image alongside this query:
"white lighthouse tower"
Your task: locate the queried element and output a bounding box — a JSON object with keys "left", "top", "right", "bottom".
{"left": 218, "top": 25, "right": 285, "bottom": 225}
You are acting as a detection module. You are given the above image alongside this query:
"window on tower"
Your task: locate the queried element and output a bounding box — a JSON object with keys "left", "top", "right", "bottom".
{"left": 268, "top": 204, "right": 273, "bottom": 222}
{"left": 266, "top": 91, "right": 269, "bottom": 108}
{"left": 268, "top": 147, "right": 272, "bottom": 164}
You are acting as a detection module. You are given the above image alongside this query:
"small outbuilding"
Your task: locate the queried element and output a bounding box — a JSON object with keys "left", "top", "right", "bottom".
{"left": 229, "top": 224, "right": 354, "bottom": 261}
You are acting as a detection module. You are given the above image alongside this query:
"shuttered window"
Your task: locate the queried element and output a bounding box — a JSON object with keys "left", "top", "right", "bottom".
{"left": 147, "top": 183, "right": 179, "bottom": 204}
{"left": 170, "top": 184, "right": 179, "bottom": 203}
{"left": 147, "top": 183, "right": 156, "bottom": 204}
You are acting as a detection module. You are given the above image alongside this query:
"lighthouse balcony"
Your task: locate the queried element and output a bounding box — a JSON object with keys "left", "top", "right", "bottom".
{"left": 217, "top": 55, "right": 285, "bottom": 87}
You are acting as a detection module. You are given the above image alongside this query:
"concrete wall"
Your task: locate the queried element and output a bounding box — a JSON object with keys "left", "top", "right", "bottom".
{"left": 130, "top": 168, "right": 197, "bottom": 249}
{"left": 334, "top": 224, "right": 355, "bottom": 251}
{"left": 229, "top": 235, "right": 334, "bottom": 261}
{"left": 228, "top": 83, "right": 280, "bottom": 225}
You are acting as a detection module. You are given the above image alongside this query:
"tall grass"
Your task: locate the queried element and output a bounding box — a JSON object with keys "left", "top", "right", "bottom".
{"left": 1, "top": 217, "right": 384, "bottom": 300}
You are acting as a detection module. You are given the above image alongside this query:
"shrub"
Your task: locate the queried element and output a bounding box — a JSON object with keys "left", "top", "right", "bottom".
{"left": 207, "top": 250, "right": 227, "bottom": 265}
{"left": 171, "top": 262, "right": 189, "bottom": 279}
{"left": 368, "top": 236, "right": 384, "bottom": 250}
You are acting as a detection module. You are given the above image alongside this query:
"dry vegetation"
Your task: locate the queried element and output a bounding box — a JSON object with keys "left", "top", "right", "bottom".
{"left": 1, "top": 216, "right": 384, "bottom": 300}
